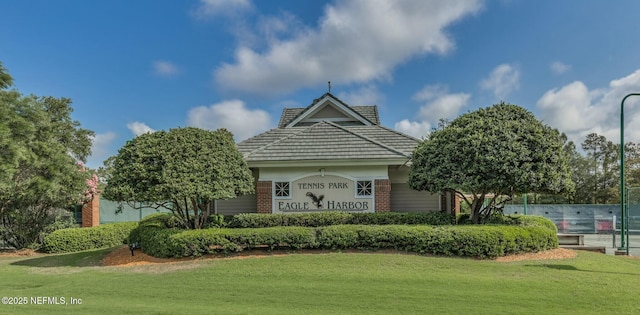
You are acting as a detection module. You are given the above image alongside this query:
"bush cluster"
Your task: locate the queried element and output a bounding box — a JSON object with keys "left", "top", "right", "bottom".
{"left": 224, "top": 211, "right": 455, "bottom": 228}
{"left": 134, "top": 213, "right": 556, "bottom": 259}
{"left": 457, "top": 213, "right": 558, "bottom": 233}
{"left": 42, "top": 222, "right": 138, "bottom": 253}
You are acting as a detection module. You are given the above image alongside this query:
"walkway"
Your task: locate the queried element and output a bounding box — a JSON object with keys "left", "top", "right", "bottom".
{"left": 582, "top": 234, "right": 640, "bottom": 256}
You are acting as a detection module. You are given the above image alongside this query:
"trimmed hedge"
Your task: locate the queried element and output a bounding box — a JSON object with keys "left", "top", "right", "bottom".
{"left": 145, "top": 227, "right": 318, "bottom": 258}
{"left": 42, "top": 222, "right": 138, "bottom": 253}
{"left": 225, "top": 211, "right": 455, "bottom": 228}
{"left": 315, "top": 225, "right": 557, "bottom": 258}
{"left": 133, "top": 213, "right": 557, "bottom": 259}
{"left": 131, "top": 214, "right": 317, "bottom": 257}
{"left": 457, "top": 214, "right": 558, "bottom": 232}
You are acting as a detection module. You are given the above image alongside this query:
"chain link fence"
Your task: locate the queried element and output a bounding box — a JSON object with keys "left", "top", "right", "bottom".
{"left": 503, "top": 204, "right": 640, "bottom": 234}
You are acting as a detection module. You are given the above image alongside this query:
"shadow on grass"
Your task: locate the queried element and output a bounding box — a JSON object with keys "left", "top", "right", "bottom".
{"left": 10, "top": 247, "right": 114, "bottom": 268}
{"left": 526, "top": 264, "right": 640, "bottom": 276}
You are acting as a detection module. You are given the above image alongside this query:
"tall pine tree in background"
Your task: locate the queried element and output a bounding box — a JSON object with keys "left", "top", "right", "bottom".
{"left": 0, "top": 62, "right": 94, "bottom": 249}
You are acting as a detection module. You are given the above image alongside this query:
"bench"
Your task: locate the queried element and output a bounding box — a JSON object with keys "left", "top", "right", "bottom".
{"left": 556, "top": 234, "right": 606, "bottom": 253}
{"left": 557, "top": 234, "right": 584, "bottom": 246}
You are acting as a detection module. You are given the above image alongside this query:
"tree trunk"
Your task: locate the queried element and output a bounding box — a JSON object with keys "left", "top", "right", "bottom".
{"left": 469, "top": 193, "right": 485, "bottom": 224}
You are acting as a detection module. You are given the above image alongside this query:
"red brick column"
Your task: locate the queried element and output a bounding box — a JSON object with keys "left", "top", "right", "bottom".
{"left": 81, "top": 195, "right": 100, "bottom": 227}
{"left": 452, "top": 193, "right": 460, "bottom": 216}
{"left": 256, "top": 181, "right": 273, "bottom": 214}
{"left": 374, "top": 179, "right": 391, "bottom": 212}
{"left": 440, "top": 191, "right": 460, "bottom": 215}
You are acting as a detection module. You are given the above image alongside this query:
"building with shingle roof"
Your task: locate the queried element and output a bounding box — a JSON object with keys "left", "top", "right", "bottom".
{"left": 216, "top": 93, "right": 457, "bottom": 215}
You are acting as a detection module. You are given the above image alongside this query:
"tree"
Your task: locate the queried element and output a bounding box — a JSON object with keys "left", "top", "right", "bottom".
{"left": 103, "top": 127, "right": 254, "bottom": 229}
{"left": 0, "top": 65, "right": 94, "bottom": 248}
{"left": 564, "top": 139, "right": 593, "bottom": 204}
{"left": 409, "top": 103, "right": 574, "bottom": 223}
{"left": 0, "top": 62, "right": 12, "bottom": 89}
{"left": 581, "top": 133, "right": 620, "bottom": 203}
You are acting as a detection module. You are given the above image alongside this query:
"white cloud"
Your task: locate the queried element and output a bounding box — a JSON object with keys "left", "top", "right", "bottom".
{"left": 187, "top": 100, "right": 271, "bottom": 141}
{"left": 257, "top": 12, "right": 307, "bottom": 45}
{"left": 214, "top": 0, "right": 482, "bottom": 95}
{"left": 87, "top": 132, "right": 117, "bottom": 168}
{"left": 417, "top": 93, "right": 471, "bottom": 122}
{"left": 537, "top": 81, "right": 592, "bottom": 133}
{"left": 127, "top": 122, "right": 156, "bottom": 136}
{"left": 394, "top": 84, "right": 470, "bottom": 139}
{"left": 536, "top": 69, "right": 640, "bottom": 146}
{"left": 153, "top": 60, "right": 180, "bottom": 77}
{"left": 394, "top": 119, "right": 431, "bottom": 139}
{"left": 550, "top": 61, "right": 571, "bottom": 75}
{"left": 337, "top": 85, "right": 383, "bottom": 106}
{"left": 412, "top": 84, "right": 448, "bottom": 102}
{"left": 413, "top": 84, "right": 470, "bottom": 121}
{"left": 480, "top": 63, "right": 520, "bottom": 100}
{"left": 193, "top": 0, "right": 252, "bottom": 18}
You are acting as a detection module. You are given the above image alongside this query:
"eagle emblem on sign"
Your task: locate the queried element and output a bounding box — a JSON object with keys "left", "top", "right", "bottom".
{"left": 306, "top": 192, "right": 325, "bottom": 209}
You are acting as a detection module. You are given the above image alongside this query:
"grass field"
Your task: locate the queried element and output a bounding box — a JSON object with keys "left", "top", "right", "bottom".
{"left": 1, "top": 249, "right": 640, "bottom": 314}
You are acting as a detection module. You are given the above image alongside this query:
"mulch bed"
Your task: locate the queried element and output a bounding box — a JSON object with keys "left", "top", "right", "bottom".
{"left": 99, "top": 246, "right": 581, "bottom": 266}
{"left": 7, "top": 246, "right": 634, "bottom": 266}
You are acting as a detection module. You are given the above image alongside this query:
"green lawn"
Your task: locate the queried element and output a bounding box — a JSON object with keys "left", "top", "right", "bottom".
{"left": 1, "top": 249, "right": 639, "bottom": 314}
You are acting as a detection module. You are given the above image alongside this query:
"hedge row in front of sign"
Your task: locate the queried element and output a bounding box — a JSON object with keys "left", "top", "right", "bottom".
{"left": 223, "top": 211, "right": 455, "bottom": 228}
{"left": 131, "top": 214, "right": 557, "bottom": 259}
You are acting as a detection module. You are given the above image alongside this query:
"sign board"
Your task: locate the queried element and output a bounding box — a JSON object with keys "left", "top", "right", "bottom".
{"left": 274, "top": 175, "right": 374, "bottom": 213}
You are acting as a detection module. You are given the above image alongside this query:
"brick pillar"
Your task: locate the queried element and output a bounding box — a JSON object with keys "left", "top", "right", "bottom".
{"left": 452, "top": 193, "right": 460, "bottom": 216}
{"left": 440, "top": 191, "right": 460, "bottom": 215}
{"left": 81, "top": 195, "right": 100, "bottom": 227}
{"left": 256, "top": 181, "right": 273, "bottom": 214}
{"left": 374, "top": 179, "right": 391, "bottom": 212}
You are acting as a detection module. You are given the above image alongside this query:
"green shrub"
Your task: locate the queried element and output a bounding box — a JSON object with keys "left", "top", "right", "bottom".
{"left": 42, "top": 222, "right": 138, "bottom": 253}
{"left": 349, "top": 212, "right": 455, "bottom": 225}
{"left": 132, "top": 212, "right": 556, "bottom": 259}
{"left": 127, "top": 213, "right": 180, "bottom": 257}
{"left": 457, "top": 214, "right": 558, "bottom": 233}
{"left": 227, "top": 211, "right": 454, "bottom": 228}
{"left": 315, "top": 225, "right": 426, "bottom": 250}
{"left": 138, "top": 226, "right": 318, "bottom": 258}
{"left": 222, "top": 227, "right": 317, "bottom": 251}
{"left": 515, "top": 215, "right": 558, "bottom": 232}
{"left": 227, "top": 212, "right": 352, "bottom": 228}
{"left": 205, "top": 214, "right": 227, "bottom": 228}
{"left": 316, "top": 224, "right": 556, "bottom": 258}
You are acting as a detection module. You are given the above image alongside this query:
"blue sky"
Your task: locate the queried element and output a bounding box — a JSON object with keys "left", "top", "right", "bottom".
{"left": 3, "top": 0, "right": 640, "bottom": 168}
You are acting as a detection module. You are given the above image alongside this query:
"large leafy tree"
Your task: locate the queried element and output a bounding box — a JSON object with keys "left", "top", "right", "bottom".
{"left": 0, "top": 64, "right": 94, "bottom": 248}
{"left": 409, "top": 103, "right": 574, "bottom": 223}
{"left": 103, "top": 127, "right": 254, "bottom": 229}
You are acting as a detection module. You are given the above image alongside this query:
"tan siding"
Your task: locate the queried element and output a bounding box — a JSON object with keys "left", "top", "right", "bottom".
{"left": 216, "top": 194, "right": 257, "bottom": 215}
{"left": 390, "top": 183, "right": 439, "bottom": 212}
{"left": 310, "top": 105, "right": 349, "bottom": 119}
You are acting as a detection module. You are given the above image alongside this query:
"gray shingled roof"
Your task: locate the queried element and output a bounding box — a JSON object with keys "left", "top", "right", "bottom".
{"left": 277, "top": 92, "right": 380, "bottom": 128}
{"left": 238, "top": 121, "right": 419, "bottom": 162}
{"left": 278, "top": 108, "right": 305, "bottom": 128}
{"left": 351, "top": 106, "right": 379, "bottom": 125}
{"left": 278, "top": 106, "right": 380, "bottom": 128}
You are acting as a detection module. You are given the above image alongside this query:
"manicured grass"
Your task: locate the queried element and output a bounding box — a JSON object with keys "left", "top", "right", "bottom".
{"left": 1, "top": 249, "right": 639, "bottom": 314}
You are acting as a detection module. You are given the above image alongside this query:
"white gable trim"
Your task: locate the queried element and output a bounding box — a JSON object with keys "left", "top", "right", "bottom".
{"left": 285, "top": 94, "right": 372, "bottom": 128}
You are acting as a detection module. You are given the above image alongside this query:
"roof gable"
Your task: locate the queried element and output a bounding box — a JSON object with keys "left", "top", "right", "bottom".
{"left": 284, "top": 93, "right": 374, "bottom": 128}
